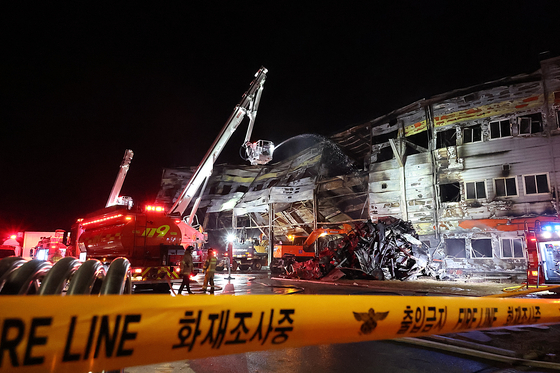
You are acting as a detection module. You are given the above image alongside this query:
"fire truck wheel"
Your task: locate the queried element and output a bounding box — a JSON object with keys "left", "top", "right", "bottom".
{"left": 252, "top": 261, "right": 262, "bottom": 271}
{"left": 240, "top": 265, "right": 250, "bottom": 271}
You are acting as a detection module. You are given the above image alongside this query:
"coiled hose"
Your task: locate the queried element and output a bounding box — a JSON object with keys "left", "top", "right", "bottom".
{"left": 0, "top": 256, "right": 132, "bottom": 295}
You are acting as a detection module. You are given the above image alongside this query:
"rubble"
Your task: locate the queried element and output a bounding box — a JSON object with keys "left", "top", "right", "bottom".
{"left": 281, "top": 218, "right": 439, "bottom": 281}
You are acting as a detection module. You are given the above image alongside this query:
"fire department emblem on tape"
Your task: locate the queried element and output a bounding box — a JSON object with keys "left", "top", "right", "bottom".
{"left": 353, "top": 308, "right": 389, "bottom": 334}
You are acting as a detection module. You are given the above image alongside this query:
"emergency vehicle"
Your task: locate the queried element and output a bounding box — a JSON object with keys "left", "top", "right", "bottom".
{"left": 73, "top": 67, "right": 274, "bottom": 291}
{"left": 526, "top": 219, "right": 560, "bottom": 286}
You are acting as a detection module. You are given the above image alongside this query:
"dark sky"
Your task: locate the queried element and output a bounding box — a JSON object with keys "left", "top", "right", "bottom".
{"left": 1, "top": 2, "right": 559, "bottom": 235}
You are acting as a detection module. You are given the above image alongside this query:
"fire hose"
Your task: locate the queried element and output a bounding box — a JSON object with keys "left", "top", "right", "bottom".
{"left": 0, "top": 257, "right": 132, "bottom": 295}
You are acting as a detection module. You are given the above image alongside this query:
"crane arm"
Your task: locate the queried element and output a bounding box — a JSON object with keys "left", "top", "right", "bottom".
{"left": 106, "top": 149, "right": 134, "bottom": 208}
{"left": 167, "top": 67, "right": 269, "bottom": 217}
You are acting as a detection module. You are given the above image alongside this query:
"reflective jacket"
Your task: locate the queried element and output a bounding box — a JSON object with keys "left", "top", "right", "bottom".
{"left": 203, "top": 256, "right": 217, "bottom": 273}
{"left": 181, "top": 252, "right": 194, "bottom": 275}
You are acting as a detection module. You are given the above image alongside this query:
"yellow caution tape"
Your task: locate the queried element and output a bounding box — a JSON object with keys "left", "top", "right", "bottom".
{"left": 1, "top": 294, "right": 560, "bottom": 373}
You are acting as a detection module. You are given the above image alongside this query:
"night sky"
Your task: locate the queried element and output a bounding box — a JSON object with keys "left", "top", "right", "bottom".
{"left": 2, "top": 2, "right": 559, "bottom": 236}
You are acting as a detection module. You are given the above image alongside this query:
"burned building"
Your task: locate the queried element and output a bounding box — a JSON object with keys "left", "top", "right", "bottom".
{"left": 158, "top": 56, "right": 560, "bottom": 279}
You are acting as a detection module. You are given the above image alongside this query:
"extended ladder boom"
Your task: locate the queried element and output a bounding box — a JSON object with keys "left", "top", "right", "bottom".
{"left": 168, "top": 67, "right": 270, "bottom": 219}
{"left": 106, "top": 149, "right": 134, "bottom": 207}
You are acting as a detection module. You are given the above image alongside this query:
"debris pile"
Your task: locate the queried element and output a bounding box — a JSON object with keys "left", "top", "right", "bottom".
{"left": 282, "top": 218, "right": 436, "bottom": 281}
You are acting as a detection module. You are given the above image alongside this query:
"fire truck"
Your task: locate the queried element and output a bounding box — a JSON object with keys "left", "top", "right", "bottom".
{"left": 74, "top": 67, "right": 274, "bottom": 291}
{"left": 526, "top": 219, "right": 560, "bottom": 286}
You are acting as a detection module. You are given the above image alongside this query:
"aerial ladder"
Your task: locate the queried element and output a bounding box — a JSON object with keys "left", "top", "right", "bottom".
{"left": 73, "top": 67, "right": 273, "bottom": 291}
{"left": 168, "top": 66, "right": 274, "bottom": 247}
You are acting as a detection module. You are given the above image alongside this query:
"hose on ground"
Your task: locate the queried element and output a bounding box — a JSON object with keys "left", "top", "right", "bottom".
{"left": 0, "top": 256, "right": 132, "bottom": 295}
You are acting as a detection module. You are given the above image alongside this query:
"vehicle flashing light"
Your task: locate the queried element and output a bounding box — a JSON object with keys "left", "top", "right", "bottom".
{"left": 287, "top": 235, "right": 294, "bottom": 241}
{"left": 542, "top": 231, "right": 552, "bottom": 239}
{"left": 125, "top": 216, "right": 132, "bottom": 221}
{"left": 531, "top": 238, "right": 537, "bottom": 242}
{"left": 530, "top": 270, "right": 539, "bottom": 277}
{"left": 133, "top": 268, "right": 142, "bottom": 274}
{"left": 82, "top": 214, "right": 124, "bottom": 226}
{"left": 9, "top": 234, "right": 16, "bottom": 240}
{"left": 145, "top": 205, "right": 165, "bottom": 212}
{"left": 544, "top": 225, "right": 553, "bottom": 231}
{"left": 227, "top": 234, "right": 236, "bottom": 243}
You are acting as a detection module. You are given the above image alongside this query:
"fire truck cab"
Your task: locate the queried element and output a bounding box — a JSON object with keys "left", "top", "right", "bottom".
{"left": 526, "top": 220, "right": 560, "bottom": 285}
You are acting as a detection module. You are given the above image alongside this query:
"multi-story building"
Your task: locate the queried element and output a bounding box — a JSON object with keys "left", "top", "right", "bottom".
{"left": 158, "top": 56, "right": 560, "bottom": 279}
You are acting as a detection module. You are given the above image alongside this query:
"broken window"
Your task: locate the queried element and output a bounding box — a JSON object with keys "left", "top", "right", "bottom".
{"left": 445, "top": 238, "right": 466, "bottom": 258}
{"left": 501, "top": 238, "right": 524, "bottom": 258}
{"left": 471, "top": 239, "right": 493, "bottom": 258}
{"left": 524, "top": 174, "right": 549, "bottom": 195}
{"left": 436, "top": 128, "right": 456, "bottom": 149}
{"left": 518, "top": 113, "right": 543, "bottom": 135}
{"left": 373, "top": 146, "right": 394, "bottom": 163}
{"left": 465, "top": 181, "right": 486, "bottom": 200}
{"left": 406, "top": 131, "right": 429, "bottom": 151}
{"left": 253, "top": 184, "right": 263, "bottom": 191}
{"left": 489, "top": 120, "right": 511, "bottom": 139}
{"left": 235, "top": 185, "right": 249, "bottom": 193}
{"left": 221, "top": 185, "right": 232, "bottom": 195}
{"left": 463, "top": 124, "right": 482, "bottom": 144}
{"left": 439, "top": 182, "right": 461, "bottom": 202}
{"left": 494, "top": 177, "right": 517, "bottom": 197}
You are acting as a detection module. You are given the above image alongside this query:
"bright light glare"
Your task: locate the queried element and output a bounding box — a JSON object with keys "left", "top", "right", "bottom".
{"left": 10, "top": 234, "right": 16, "bottom": 240}
{"left": 227, "top": 234, "right": 236, "bottom": 243}
{"left": 542, "top": 231, "right": 552, "bottom": 239}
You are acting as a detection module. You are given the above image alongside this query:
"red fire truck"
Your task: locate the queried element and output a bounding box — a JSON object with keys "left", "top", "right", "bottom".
{"left": 526, "top": 219, "right": 560, "bottom": 286}
{"left": 73, "top": 67, "right": 274, "bottom": 291}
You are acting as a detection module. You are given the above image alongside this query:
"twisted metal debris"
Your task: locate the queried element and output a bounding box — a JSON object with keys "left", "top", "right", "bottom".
{"left": 283, "top": 218, "right": 437, "bottom": 281}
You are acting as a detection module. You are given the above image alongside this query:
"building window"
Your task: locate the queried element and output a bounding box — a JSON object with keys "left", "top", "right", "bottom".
{"left": 489, "top": 120, "right": 511, "bottom": 139}
{"left": 436, "top": 128, "right": 456, "bottom": 149}
{"left": 463, "top": 125, "right": 482, "bottom": 143}
{"left": 494, "top": 177, "right": 517, "bottom": 197}
{"left": 220, "top": 185, "right": 232, "bottom": 195}
{"left": 440, "top": 182, "right": 461, "bottom": 202}
{"left": 518, "top": 113, "right": 543, "bottom": 135}
{"left": 471, "top": 239, "right": 493, "bottom": 258}
{"left": 446, "top": 238, "right": 466, "bottom": 258}
{"left": 501, "top": 238, "right": 524, "bottom": 258}
{"left": 524, "top": 174, "right": 549, "bottom": 195}
{"left": 465, "top": 181, "right": 486, "bottom": 199}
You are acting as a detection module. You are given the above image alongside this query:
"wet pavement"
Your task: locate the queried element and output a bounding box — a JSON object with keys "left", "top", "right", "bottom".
{"left": 126, "top": 271, "right": 560, "bottom": 372}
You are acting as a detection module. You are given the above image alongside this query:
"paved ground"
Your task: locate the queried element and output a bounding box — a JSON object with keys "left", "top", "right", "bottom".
{"left": 130, "top": 271, "right": 560, "bottom": 371}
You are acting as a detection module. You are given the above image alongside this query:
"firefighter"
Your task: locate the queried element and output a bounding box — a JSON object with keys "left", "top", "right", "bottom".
{"left": 178, "top": 246, "right": 194, "bottom": 295}
{"left": 202, "top": 248, "right": 217, "bottom": 294}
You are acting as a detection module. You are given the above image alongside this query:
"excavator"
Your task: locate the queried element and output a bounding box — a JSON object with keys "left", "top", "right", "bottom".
{"left": 271, "top": 225, "right": 352, "bottom": 273}
{"left": 73, "top": 67, "right": 274, "bottom": 291}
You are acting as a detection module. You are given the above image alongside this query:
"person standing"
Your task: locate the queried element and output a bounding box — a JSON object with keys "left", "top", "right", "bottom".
{"left": 202, "top": 248, "right": 217, "bottom": 294}
{"left": 178, "top": 246, "right": 194, "bottom": 295}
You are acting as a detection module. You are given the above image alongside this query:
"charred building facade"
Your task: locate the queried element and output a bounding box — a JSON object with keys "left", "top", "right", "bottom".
{"left": 158, "top": 56, "right": 560, "bottom": 279}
